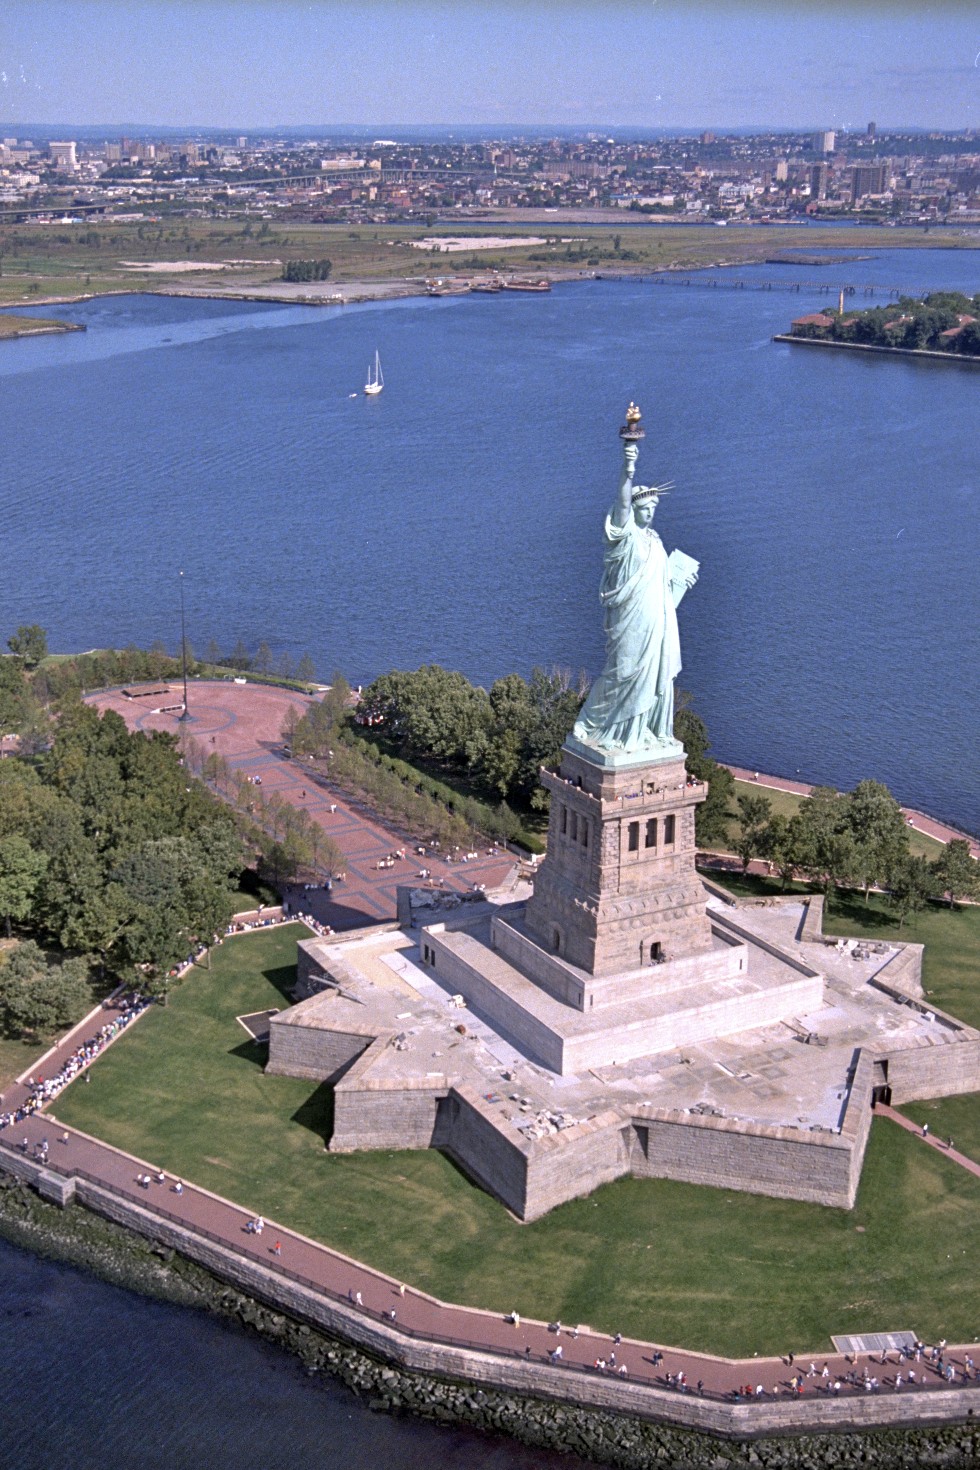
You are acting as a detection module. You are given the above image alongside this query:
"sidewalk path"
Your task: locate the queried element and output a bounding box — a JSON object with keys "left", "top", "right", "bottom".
{"left": 2, "top": 987, "right": 979, "bottom": 1410}
{"left": 876, "top": 1104, "right": 980, "bottom": 1182}
{"left": 725, "top": 766, "right": 978, "bottom": 858}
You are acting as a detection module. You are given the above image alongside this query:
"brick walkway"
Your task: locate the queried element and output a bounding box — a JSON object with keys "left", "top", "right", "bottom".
{"left": 89, "top": 681, "right": 515, "bottom": 930}
{"left": 3, "top": 987, "right": 979, "bottom": 1409}
{"left": 876, "top": 1104, "right": 980, "bottom": 1181}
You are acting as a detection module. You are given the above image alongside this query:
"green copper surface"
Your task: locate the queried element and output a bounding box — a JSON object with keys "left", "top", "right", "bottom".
{"left": 572, "top": 423, "right": 699, "bottom": 766}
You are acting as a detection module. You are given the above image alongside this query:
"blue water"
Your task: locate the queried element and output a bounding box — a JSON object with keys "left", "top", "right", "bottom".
{"left": 0, "top": 1238, "right": 587, "bottom": 1469}
{"left": 2, "top": 250, "right": 978, "bottom": 833}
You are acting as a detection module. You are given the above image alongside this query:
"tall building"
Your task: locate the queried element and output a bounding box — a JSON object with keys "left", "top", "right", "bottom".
{"left": 867, "top": 121, "right": 877, "bottom": 140}
{"left": 851, "top": 163, "right": 886, "bottom": 201}
{"left": 48, "top": 141, "right": 77, "bottom": 172}
{"left": 811, "top": 130, "right": 835, "bottom": 154}
{"left": 810, "top": 162, "right": 830, "bottom": 200}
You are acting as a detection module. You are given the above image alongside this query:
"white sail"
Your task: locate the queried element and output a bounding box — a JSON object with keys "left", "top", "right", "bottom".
{"left": 364, "top": 350, "right": 383, "bottom": 395}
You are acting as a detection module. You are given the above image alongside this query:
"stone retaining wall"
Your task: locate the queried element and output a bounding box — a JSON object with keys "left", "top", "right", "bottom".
{"left": 5, "top": 1152, "right": 980, "bottom": 1445}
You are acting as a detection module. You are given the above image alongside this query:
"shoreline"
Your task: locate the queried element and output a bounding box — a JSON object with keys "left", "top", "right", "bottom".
{"left": 773, "top": 333, "right": 980, "bottom": 365}
{"left": 0, "top": 315, "right": 86, "bottom": 340}
{"left": 0, "top": 241, "right": 952, "bottom": 313}
{"left": 3, "top": 1174, "right": 980, "bottom": 1469}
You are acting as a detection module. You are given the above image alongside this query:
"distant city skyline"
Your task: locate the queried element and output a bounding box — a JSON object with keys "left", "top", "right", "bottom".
{"left": 2, "top": 1, "right": 978, "bottom": 133}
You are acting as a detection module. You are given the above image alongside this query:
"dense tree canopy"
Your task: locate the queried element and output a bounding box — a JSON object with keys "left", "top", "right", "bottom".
{"left": 0, "top": 940, "right": 91, "bottom": 1039}
{"left": 793, "top": 290, "right": 980, "bottom": 356}
{"left": 358, "top": 664, "right": 584, "bottom": 811}
{"left": 0, "top": 704, "right": 244, "bottom": 992}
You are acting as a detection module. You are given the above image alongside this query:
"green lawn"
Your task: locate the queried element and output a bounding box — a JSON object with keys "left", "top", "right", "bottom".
{"left": 0, "top": 1035, "right": 44, "bottom": 1092}
{"left": 51, "top": 917, "right": 980, "bottom": 1355}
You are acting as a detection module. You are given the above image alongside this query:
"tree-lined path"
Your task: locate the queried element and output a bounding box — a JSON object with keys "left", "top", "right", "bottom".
{"left": 89, "top": 681, "right": 515, "bottom": 930}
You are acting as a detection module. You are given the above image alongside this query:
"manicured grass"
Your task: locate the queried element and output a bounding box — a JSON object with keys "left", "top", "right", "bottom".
{"left": 0, "top": 1036, "right": 44, "bottom": 1093}
{"left": 52, "top": 919, "right": 980, "bottom": 1355}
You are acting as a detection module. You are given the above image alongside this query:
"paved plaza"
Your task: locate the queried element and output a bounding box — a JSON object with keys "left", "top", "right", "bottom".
{"left": 89, "top": 680, "right": 515, "bottom": 929}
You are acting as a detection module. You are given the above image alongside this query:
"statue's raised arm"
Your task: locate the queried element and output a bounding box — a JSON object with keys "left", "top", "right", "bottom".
{"left": 571, "top": 403, "right": 699, "bottom": 762}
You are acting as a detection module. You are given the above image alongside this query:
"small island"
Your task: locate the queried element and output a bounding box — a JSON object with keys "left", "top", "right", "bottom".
{"left": 775, "top": 289, "right": 980, "bottom": 361}
{"left": 0, "top": 313, "right": 85, "bottom": 341}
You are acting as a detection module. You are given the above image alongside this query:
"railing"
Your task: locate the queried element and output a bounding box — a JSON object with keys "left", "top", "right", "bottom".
{"left": 1, "top": 1145, "right": 968, "bottom": 1407}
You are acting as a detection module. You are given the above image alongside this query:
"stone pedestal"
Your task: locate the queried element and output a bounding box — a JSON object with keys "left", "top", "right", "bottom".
{"left": 524, "top": 738, "right": 713, "bottom": 977}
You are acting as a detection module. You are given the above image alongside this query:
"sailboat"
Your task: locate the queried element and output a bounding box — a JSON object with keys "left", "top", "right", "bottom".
{"left": 364, "top": 350, "right": 384, "bottom": 396}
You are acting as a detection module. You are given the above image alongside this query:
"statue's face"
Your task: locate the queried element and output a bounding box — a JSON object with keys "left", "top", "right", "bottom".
{"left": 633, "top": 498, "right": 657, "bottom": 527}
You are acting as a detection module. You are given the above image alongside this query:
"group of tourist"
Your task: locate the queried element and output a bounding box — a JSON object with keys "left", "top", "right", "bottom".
{"left": 167, "top": 939, "right": 214, "bottom": 979}
{"left": 728, "top": 1343, "right": 975, "bottom": 1400}
{"left": 225, "top": 913, "right": 287, "bottom": 936}
{"left": 0, "top": 994, "right": 150, "bottom": 1134}
{"left": 287, "top": 910, "right": 334, "bottom": 937}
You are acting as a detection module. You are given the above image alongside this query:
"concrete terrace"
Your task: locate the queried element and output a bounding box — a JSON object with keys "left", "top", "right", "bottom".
{"left": 276, "top": 897, "right": 966, "bottom": 1136}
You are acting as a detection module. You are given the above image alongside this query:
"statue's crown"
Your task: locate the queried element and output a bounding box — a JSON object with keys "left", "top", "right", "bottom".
{"left": 631, "top": 481, "right": 674, "bottom": 505}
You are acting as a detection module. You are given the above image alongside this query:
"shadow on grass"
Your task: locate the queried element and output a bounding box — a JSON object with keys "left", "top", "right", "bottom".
{"left": 704, "top": 868, "right": 906, "bottom": 936}
{"left": 260, "top": 964, "right": 301, "bottom": 1002}
{"left": 228, "top": 1037, "right": 268, "bottom": 1069}
{"left": 291, "top": 1081, "right": 335, "bottom": 1145}
{"left": 826, "top": 892, "right": 901, "bottom": 933}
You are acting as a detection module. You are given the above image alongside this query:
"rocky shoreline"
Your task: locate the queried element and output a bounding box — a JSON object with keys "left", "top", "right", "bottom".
{"left": 2, "top": 1174, "right": 979, "bottom": 1470}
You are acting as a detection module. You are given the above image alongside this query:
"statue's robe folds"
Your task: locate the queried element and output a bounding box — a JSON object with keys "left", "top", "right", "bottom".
{"left": 573, "top": 509, "right": 682, "bottom": 752}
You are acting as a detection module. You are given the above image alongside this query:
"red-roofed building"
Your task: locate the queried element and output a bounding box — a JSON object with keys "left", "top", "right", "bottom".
{"left": 939, "top": 314, "right": 977, "bottom": 341}
{"left": 790, "top": 312, "right": 835, "bottom": 336}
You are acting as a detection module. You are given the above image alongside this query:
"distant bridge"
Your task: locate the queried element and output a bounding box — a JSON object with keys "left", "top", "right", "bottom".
{"left": 633, "top": 274, "right": 936, "bottom": 300}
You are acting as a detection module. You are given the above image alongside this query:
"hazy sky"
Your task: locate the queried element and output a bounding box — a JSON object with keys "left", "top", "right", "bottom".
{"left": 2, "top": 1, "right": 978, "bottom": 131}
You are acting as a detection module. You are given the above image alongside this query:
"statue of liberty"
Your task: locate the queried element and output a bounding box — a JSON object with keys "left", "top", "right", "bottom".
{"left": 572, "top": 404, "right": 699, "bottom": 758}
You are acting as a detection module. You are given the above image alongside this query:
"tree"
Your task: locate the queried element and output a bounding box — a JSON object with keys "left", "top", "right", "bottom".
{"left": 255, "top": 640, "right": 273, "bottom": 674}
{"left": 229, "top": 639, "right": 252, "bottom": 671}
{"left": 0, "top": 942, "right": 92, "bottom": 1039}
{"left": 673, "top": 700, "right": 733, "bottom": 848}
{"left": 260, "top": 839, "right": 299, "bottom": 887}
{"left": 0, "top": 656, "right": 34, "bottom": 732}
{"left": 757, "top": 813, "right": 798, "bottom": 889}
{"left": 204, "top": 638, "right": 222, "bottom": 666}
{"left": 296, "top": 653, "right": 317, "bottom": 683}
{"left": 789, "top": 787, "right": 855, "bottom": 892}
{"left": 281, "top": 706, "right": 301, "bottom": 746}
{"left": 931, "top": 839, "right": 980, "bottom": 909}
{"left": 733, "top": 793, "right": 772, "bottom": 872}
{"left": 0, "top": 834, "right": 48, "bottom": 937}
{"left": 889, "top": 855, "right": 939, "bottom": 929}
{"left": 362, "top": 665, "right": 492, "bottom": 767}
{"left": 841, "top": 779, "right": 909, "bottom": 898}
{"left": 7, "top": 624, "right": 47, "bottom": 667}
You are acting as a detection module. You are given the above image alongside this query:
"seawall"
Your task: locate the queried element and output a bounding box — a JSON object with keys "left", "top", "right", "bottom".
{"left": 4, "top": 1151, "right": 980, "bottom": 1465}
